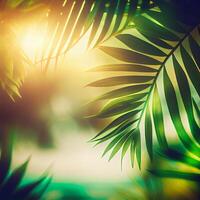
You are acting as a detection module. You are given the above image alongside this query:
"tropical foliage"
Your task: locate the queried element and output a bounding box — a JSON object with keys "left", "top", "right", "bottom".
{"left": 88, "top": 1, "right": 200, "bottom": 168}
{"left": 0, "top": 131, "right": 50, "bottom": 200}
{"left": 37, "top": 0, "right": 155, "bottom": 70}
{"left": 0, "top": 0, "right": 200, "bottom": 199}
{"left": 0, "top": 0, "right": 45, "bottom": 98}
{"left": 0, "top": 0, "right": 154, "bottom": 97}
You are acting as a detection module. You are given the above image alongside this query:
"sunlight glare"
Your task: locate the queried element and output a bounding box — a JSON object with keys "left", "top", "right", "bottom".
{"left": 20, "top": 25, "right": 96, "bottom": 69}
{"left": 20, "top": 26, "right": 46, "bottom": 61}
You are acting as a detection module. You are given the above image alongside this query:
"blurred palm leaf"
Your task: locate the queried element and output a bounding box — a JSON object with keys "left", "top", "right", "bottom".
{"left": 0, "top": 132, "right": 51, "bottom": 200}
{"left": 88, "top": 3, "right": 200, "bottom": 167}
{"left": 0, "top": 24, "right": 30, "bottom": 99}
{"left": 0, "top": 0, "right": 46, "bottom": 99}
{"left": 1, "top": 0, "right": 153, "bottom": 98}
{"left": 40, "top": 0, "right": 154, "bottom": 71}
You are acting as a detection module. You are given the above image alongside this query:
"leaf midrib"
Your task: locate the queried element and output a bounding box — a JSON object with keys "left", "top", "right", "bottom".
{"left": 135, "top": 27, "right": 196, "bottom": 131}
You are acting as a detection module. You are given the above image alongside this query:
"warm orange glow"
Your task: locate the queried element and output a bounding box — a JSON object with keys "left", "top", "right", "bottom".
{"left": 20, "top": 25, "right": 46, "bottom": 61}
{"left": 19, "top": 24, "right": 92, "bottom": 68}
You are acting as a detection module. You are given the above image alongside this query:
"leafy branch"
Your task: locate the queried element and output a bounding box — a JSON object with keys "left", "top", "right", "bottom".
{"left": 0, "top": 0, "right": 154, "bottom": 97}
{"left": 88, "top": 7, "right": 200, "bottom": 167}
{"left": 38, "top": 0, "right": 155, "bottom": 70}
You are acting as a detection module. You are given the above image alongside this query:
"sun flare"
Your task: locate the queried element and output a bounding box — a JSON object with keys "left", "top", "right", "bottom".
{"left": 20, "top": 26, "right": 46, "bottom": 61}
{"left": 20, "top": 25, "right": 92, "bottom": 67}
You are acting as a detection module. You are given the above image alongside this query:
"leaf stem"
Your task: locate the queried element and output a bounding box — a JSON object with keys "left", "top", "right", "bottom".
{"left": 135, "top": 26, "right": 196, "bottom": 130}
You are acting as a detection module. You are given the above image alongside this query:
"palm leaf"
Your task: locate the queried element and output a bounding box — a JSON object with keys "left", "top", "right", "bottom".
{"left": 0, "top": 0, "right": 46, "bottom": 99}
{"left": 0, "top": 132, "right": 50, "bottom": 200}
{"left": 88, "top": 5, "right": 200, "bottom": 167}
{"left": 39, "top": 0, "right": 155, "bottom": 70}
{"left": 0, "top": 24, "right": 31, "bottom": 99}
{"left": 1, "top": 0, "right": 154, "bottom": 97}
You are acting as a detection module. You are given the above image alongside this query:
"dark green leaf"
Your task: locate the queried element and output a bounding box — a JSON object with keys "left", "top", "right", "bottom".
{"left": 134, "top": 15, "right": 180, "bottom": 41}
{"left": 97, "top": 100, "right": 144, "bottom": 118}
{"left": 99, "top": 46, "right": 161, "bottom": 65}
{"left": 123, "top": 0, "right": 138, "bottom": 28}
{"left": 152, "top": 85, "right": 168, "bottom": 149}
{"left": 100, "top": 92, "right": 147, "bottom": 112}
{"left": 121, "top": 134, "right": 132, "bottom": 162}
{"left": 95, "top": 92, "right": 146, "bottom": 118}
{"left": 88, "top": 64, "right": 158, "bottom": 72}
{"left": 163, "top": 68, "right": 200, "bottom": 156}
{"left": 147, "top": 10, "right": 186, "bottom": 33}
{"left": 88, "top": 76, "right": 153, "bottom": 87}
{"left": 141, "top": 33, "right": 172, "bottom": 49}
{"left": 26, "top": 178, "right": 52, "bottom": 200}
{"left": 0, "top": 132, "right": 12, "bottom": 185}
{"left": 84, "top": 0, "right": 101, "bottom": 31}
{"left": 130, "top": 133, "right": 136, "bottom": 167}
{"left": 0, "top": 159, "right": 29, "bottom": 196}
{"left": 13, "top": 176, "right": 47, "bottom": 200}
{"left": 180, "top": 45, "right": 200, "bottom": 96}
{"left": 135, "top": 130, "right": 141, "bottom": 169}
{"left": 192, "top": 99, "right": 200, "bottom": 119}
{"left": 189, "top": 35, "right": 200, "bottom": 69}
{"left": 96, "top": 84, "right": 150, "bottom": 100}
{"left": 92, "top": 110, "right": 140, "bottom": 140}
{"left": 109, "top": 130, "right": 132, "bottom": 161}
{"left": 145, "top": 105, "right": 153, "bottom": 160}
{"left": 173, "top": 55, "right": 200, "bottom": 143}
{"left": 102, "top": 132, "right": 125, "bottom": 157}
{"left": 117, "top": 34, "right": 166, "bottom": 56}
{"left": 94, "top": 0, "right": 118, "bottom": 47}
{"left": 95, "top": 120, "right": 138, "bottom": 144}
{"left": 88, "top": 0, "right": 108, "bottom": 47}
{"left": 111, "top": 0, "right": 127, "bottom": 34}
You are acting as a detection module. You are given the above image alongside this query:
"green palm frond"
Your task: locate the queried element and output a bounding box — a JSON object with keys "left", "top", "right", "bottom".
{"left": 88, "top": 6, "right": 200, "bottom": 167}
{"left": 40, "top": 0, "right": 154, "bottom": 70}
{"left": 0, "top": 132, "right": 51, "bottom": 200}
